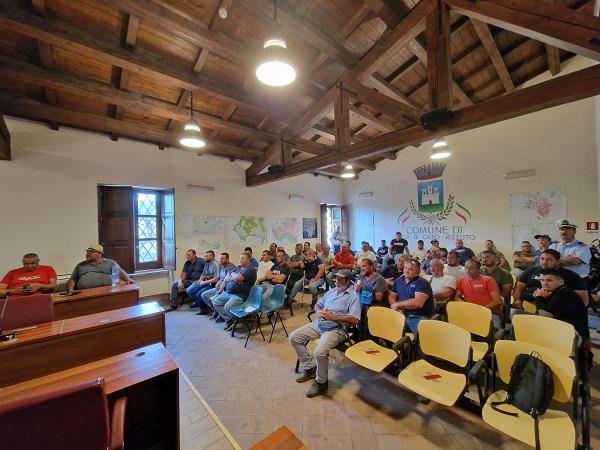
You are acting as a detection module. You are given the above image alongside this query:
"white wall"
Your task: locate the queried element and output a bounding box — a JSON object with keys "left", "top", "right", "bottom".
{"left": 0, "top": 119, "right": 343, "bottom": 296}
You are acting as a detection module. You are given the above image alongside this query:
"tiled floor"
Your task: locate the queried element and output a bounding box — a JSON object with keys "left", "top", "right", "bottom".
{"left": 167, "top": 299, "right": 600, "bottom": 450}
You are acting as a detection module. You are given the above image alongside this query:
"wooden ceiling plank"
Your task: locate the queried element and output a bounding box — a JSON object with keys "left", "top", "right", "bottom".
{"left": 114, "top": 14, "right": 140, "bottom": 126}
{"left": 30, "top": 0, "right": 46, "bottom": 17}
{"left": 248, "top": 63, "right": 600, "bottom": 185}
{"left": 0, "top": 106, "right": 10, "bottom": 160}
{"left": 470, "top": 18, "right": 515, "bottom": 93}
{"left": 345, "top": 81, "right": 422, "bottom": 124}
{"left": 366, "top": 74, "right": 422, "bottom": 110}
{"left": 0, "top": 94, "right": 259, "bottom": 160}
{"left": 0, "top": 5, "right": 298, "bottom": 124}
{"left": 348, "top": 105, "right": 395, "bottom": 132}
{"left": 426, "top": 2, "right": 453, "bottom": 109}
{"left": 545, "top": 44, "right": 561, "bottom": 76}
{"left": 446, "top": 0, "right": 600, "bottom": 62}
{"left": 192, "top": 48, "right": 210, "bottom": 73}
{"left": 0, "top": 55, "right": 278, "bottom": 144}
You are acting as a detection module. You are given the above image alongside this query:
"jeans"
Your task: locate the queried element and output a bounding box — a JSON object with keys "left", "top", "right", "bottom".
{"left": 200, "top": 287, "right": 219, "bottom": 310}
{"left": 212, "top": 292, "right": 245, "bottom": 321}
{"left": 259, "top": 283, "right": 277, "bottom": 303}
{"left": 405, "top": 314, "right": 431, "bottom": 334}
{"left": 186, "top": 283, "right": 214, "bottom": 309}
{"left": 289, "top": 277, "right": 324, "bottom": 302}
{"left": 170, "top": 279, "right": 192, "bottom": 307}
{"left": 289, "top": 322, "right": 347, "bottom": 383}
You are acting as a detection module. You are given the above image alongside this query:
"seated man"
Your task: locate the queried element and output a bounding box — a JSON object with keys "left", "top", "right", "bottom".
{"left": 513, "top": 249, "right": 588, "bottom": 309}
{"left": 444, "top": 251, "right": 466, "bottom": 281}
{"left": 67, "top": 244, "right": 135, "bottom": 293}
{"left": 257, "top": 250, "right": 290, "bottom": 302}
{"left": 511, "top": 240, "right": 535, "bottom": 277}
{"left": 286, "top": 244, "right": 306, "bottom": 294}
{"left": 200, "top": 253, "right": 236, "bottom": 320}
{"left": 188, "top": 251, "right": 220, "bottom": 315}
{"left": 326, "top": 243, "right": 356, "bottom": 287}
{"left": 480, "top": 250, "right": 514, "bottom": 312}
{"left": 451, "top": 239, "right": 476, "bottom": 265}
{"left": 268, "top": 243, "right": 278, "bottom": 262}
{"left": 533, "top": 269, "right": 591, "bottom": 351}
{"left": 426, "top": 258, "right": 456, "bottom": 313}
{"left": 355, "top": 258, "right": 388, "bottom": 306}
{"left": 164, "top": 248, "right": 204, "bottom": 312}
{"left": 256, "top": 250, "right": 274, "bottom": 283}
{"left": 212, "top": 253, "right": 257, "bottom": 331}
{"left": 411, "top": 240, "right": 427, "bottom": 263}
{"left": 421, "top": 247, "right": 444, "bottom": 275}
{"left": 244, "top": 247, "right": 259, "bottom": 268}
{"left": 382, "top": 254, "right": 410, "bottom": 290}
{"left": 354, "top": 242, "right": 378, "bottom": 273}
{"left": 277, "top": 246, "right": 290, "bottom": 262}
{"left": 288, "top": 250, "right": 324, "bottom": 305}
{"left": 318, "top": 244, "right": 334, "bottom": 271}
{"left": 376, "top": 240, "right": 388, "bottom": 265}
{"left": 290, "top": 269, "right": 360, "bottom": 398}
{"left": 455, "top": 260, "right": 503, "bottom": 329}
{"left": 0, "top": 253, "right": 57, "bottom": 297}
{"left": 388, "top": 259, "right": 435, "bottom": 333}
{"left": 477, "top": 240, "right": 511, "bottom": 271}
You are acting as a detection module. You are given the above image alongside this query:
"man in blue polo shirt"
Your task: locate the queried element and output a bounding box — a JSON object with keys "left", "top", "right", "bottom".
{"left": 388, "top": 259, "right": 435, "bottom": 333}
{"left": 550, "top": 219, "right": 592, "bottom": 279}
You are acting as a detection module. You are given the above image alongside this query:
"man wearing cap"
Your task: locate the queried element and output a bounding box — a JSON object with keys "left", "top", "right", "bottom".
{"left": 165, "top": 249, "right": 205, "bottom": 311}
{"left": 67, "top": 244, "right": 134, "bottom": 291}
{"left": 389, "top": 259, "right": 435, "bottom": 333}
{"left": 550, "top": 219, "right": 592, "bottom": 280}
{"left": 533, "top": 234, "right": 551, "bottom": 264}
{"left": 0, "top": 253, "right": 57, "bottom": 297}
{"left": 290, "top": 269, "right": 360, "bottom": 398}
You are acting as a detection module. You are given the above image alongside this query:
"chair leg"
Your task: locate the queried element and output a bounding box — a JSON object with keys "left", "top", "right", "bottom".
{"left": 230, "top": 318, "right": 238, "bottom": 337}
{"left": 294, "top": 358, "right": 301, "bottom": 373}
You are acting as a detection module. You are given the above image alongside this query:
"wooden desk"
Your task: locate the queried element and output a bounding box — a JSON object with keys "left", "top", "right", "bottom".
{"left": 52, "top": 284, "right": 139, "bottom": 320}
{"left": 0, "top": 302, "right": 165, "bottom": 387}
{"left": 0, "top": 343, "right": 179, "bottom": 449}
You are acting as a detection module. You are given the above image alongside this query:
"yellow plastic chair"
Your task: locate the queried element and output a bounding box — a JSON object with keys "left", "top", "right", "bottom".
{"left": 482, "top": 340, "right": 577, "bottom": 449}
{"left": 512, "top": 314, "right": 577, "bottom": 357}
{"left": 522, "top": 300, "right": 537, "bottom": 314}
{"left": 397, "top": 320, "right": 474, "bottom": 406}
{"left": 345, "top": 307, "right": 406, "bottom": 372}
{"left": 446, "top": 301, "right": 493, "bottom": 362}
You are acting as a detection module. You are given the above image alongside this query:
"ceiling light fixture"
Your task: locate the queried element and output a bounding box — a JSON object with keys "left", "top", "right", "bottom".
{"left": 430, "top": 138, "right": 451, "bottom": 159}
{"left": 340, "top": 161, "right": 355, "bottom": 179}
{"left": 289, "top": 195, "right": 305, "bottom": 202}
{"left": 180, "top": 92, "right": 206, "bottom": 148}
{"left": 256, "top": 0, "right": 296, "bottom": 87}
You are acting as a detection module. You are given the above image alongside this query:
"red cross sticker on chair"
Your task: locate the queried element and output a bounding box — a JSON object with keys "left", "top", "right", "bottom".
{"left": 365, "top": 348, "right": 380, "bottom": 355}
{"left": 423, "top": 371, "right": 442, "bottom": 383}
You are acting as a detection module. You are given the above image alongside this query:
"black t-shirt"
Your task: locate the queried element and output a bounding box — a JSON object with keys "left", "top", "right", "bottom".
{"left": 534, "top": 286, "right": 589, "bottom": 339}
{"left": 267, "top": 263, "right": 290, "bottom": 285}
{"left": 377, "top": 246, "right": 388, "bottom": 258}
{"left": 518, "top": 266, "right": 587, "bottom": 301}
{"left": 390, "top": 239, "right": 408, "bottom": 255}
{"left": 304, "top": 257, "right": 323, "bottom": 280}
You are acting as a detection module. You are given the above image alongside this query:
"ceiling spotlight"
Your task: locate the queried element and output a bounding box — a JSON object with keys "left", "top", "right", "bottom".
{"left": 340, "top": 162, "right": 355, "bottom": 179}
{"left": 256, "top": 0, "right": 296, "bottom": 87}
{"left": 430, "top": 138, "right": 451, "bottom": 159}
{"left": 218, "top": 7, "right": 227, "bottom": 19}
{"left": 180, "top": 92, "right": 206, "bottom": 149}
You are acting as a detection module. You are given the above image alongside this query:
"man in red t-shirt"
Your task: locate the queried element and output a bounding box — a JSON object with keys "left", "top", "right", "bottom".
{"left": 326, "top": 243, "right": 356, "bottom": 287}
{"left": 0, "top": 253, "right": 57, "bottom": 297}
{"left": 454, "top": 259, "right": 503, "bottom": 329}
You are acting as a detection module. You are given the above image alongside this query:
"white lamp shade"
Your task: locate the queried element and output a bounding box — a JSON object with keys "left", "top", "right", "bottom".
{"left": 431, "top": 138, "right": 451, "bottom": 159}
{"left": 256, "top": 38, "right": 296, "bottom": 87}
{"left": 341, "top": 163, "right": 355, "bottom": 178}
{"left": 180, "top": 117, "right": 206, "bottom": 148}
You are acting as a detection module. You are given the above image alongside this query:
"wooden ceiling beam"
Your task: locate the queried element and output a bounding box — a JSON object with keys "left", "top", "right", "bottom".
{"left": 334, "top": 89, "right": 351, "bottom": 148}
{"left": 348, "top": 105, "right": 395, "bottom": 133}
{"left": 345, "top": 81, "right": 422, "bottom": 124}
{"left": 0, "top": 94, "right": 260, "bottom": 160}
{"left": 545, "top": 44, "right": 561, "bottom": 76}
{"left": 365, "top": 74, "right": 423, "bottom": 110}
{"left": 426, "top": 2, "right": 453, "bottom": 109}
{"left": 0, "top": 5, "right": 299, "bottom": 124}
{"left": 446, "top": 0, "right": 600, "bottom": 62}
{"left": 0, "top": 106, "right": 10, "bottom": 160}
{"left": 248, "top": 63, "right": 600, "bottom": 185}
{"left": 470, "top": 18, "right": 515, "bottom": 93}
{"left": 0, "top": 55, "right": 278, "bottom": 144}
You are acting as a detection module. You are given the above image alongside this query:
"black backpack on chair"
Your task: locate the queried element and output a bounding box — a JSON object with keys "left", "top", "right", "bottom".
{"left": 491, "top": 352, "right": 554, "bottom": 449}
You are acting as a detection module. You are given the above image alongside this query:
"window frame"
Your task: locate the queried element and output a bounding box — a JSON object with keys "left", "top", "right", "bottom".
{"left": 134, "top": 189, "right": 163, "bottom": 271}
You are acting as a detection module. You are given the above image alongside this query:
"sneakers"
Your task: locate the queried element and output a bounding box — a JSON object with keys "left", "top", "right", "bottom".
{"left": 295, "top": 367, "right": 317, "bottom": 383}
{"left": 165, "top": 306, "right": 177, "bottom": 312}
{"left": 209, "top": 312, "right": 219, "bottom": 321}
{"left": 189, "top": 302, "right": 198, "bottom": 308}
{"left": 196, "top": 309, "right": 212, "bottom": 316}
{"left": 305, "top": 380, "right": 328, "bottom": 398}
{"left": 224, "top": 320, "right": 236, "bottom": 332}
{"left": 215, "top": 317, "right": 225, "bottom": 323}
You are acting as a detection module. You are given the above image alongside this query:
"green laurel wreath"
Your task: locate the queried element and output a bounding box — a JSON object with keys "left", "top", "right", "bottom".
{"left": 409, "top": 195, "right": 455, "bottom": 225}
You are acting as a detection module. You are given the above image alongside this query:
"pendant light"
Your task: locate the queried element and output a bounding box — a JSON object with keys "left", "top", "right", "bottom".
{"left": 430, "top": 138, "right": 451, "bottom": 159}
{"left": 256, "top": 0, "right": 296, "bottom": 87}
{"left": 340, "top": 161, "right": 355, "bottom": 179}
{"left": 180, "top": 92, "right": 206, "bottom": 148}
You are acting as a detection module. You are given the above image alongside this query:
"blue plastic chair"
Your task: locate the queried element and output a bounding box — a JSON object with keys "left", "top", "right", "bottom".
{"left": 230, "top": 286, "right": 265, "bottom": 348}
{"left": 259, "top": 284, "right": 288, "bottom": 343}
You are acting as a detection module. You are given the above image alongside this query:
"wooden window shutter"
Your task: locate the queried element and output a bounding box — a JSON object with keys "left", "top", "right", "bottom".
{"left": 162, "top": 189, "right": 176, "bottom": 271}
{"left": 99, "top": 186, "right": 135, "bottom": 273}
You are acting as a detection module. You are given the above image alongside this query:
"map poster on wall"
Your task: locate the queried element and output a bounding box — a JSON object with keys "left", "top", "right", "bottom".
{"left": 226, "top": 216, "right": 267, "bottom": 247}
{"left": 302, "top": 218, "right": 318, "bottom": 239}
{"left": 183, "top": 215, "right": 225, "bottom": 235}
{"left": 267, "top": 217, "right": 300, "bottom": 244}
{"left": 184, "top": 235, "right": 225, "bottom": 256}
{"left": 509, "top": 189, "right": 566, "bottom": 249}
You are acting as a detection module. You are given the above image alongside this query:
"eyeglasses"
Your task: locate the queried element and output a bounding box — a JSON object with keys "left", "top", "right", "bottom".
{"left": 465, "top": 266, "right": 479, "bottom": 271}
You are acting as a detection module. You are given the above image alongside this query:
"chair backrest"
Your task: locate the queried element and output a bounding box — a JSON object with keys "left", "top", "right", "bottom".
{"left": 522, "top": 301, "right": 537, "bottom": 314}
{"left": 512, "top": 314, "right": 577, "bottom": 357}
{"left": 446, "top": 301, "right": 492, "bottom": 338}
{"left": 245, "top": 285, "right": 263, "bottom": 309}
{"left": 367, "top": 307, "right": 405, "bottom": 343}
{"left": 0, "top": 378, "right": 111, "bottom": 450}
{"left": 494, "top": 340, "right": 575, "bottom": 403}
{"left": 269, "top": 284, "right": 286, "bottom": 308}
{"left": 0, "top": 294, "right": 54, "bottom": 330}
{"left": 418, "top": 320, "right": 471, "bottom": 367}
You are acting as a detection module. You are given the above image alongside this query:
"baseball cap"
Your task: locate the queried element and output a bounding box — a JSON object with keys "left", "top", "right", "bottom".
{"left": 534, "top": 234, "right": 551, "bottom": 240}
{"left": 556, "top": 219, "right": 577, "bottom": 229}
{"left": 86, "top": 244, "right": 104, "bottom": 253}
{"left": 334, "top": 269, "right": 353, "bottom": 279}
{"left": 430, "top": 239, "right": 439, "bottom": 244}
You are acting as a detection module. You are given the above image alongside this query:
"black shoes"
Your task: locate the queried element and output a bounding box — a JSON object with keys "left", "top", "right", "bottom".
{"left": 295, "top": 367, "right": 317, "bottom": 383}
{"left": 305, "top": 380, "right": 328, "bottom": 398}
{"left": 196, "top": 309, "right": 212, "bottom": 316}
{"left": 215, "top": 317, "right": 225, "bottom": 323}
{"left": 209, "top": 312, "right": 219, "bottom": 320}
{"left": 165, "top": 306, "right": 177, "bottom": 312}
{"left": 189, "top": 302, "right": 198, "bottom": 308}
{"left": 224, "top": 320, "right": 235, "bottom": 331}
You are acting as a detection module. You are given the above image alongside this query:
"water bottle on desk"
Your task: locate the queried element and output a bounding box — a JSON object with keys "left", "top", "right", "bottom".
{"left": 111, "top": 263, "right": 120, "bottom": 287}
